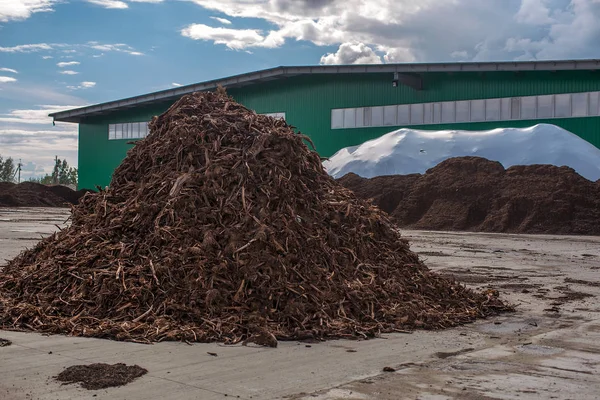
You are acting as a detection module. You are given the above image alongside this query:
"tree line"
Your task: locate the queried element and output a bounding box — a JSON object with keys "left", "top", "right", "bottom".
{"left": 0, "top": 155, "right": 77, "bottom": 185}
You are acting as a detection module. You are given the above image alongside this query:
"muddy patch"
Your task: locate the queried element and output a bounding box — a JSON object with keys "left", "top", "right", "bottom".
{"left": 564, "top": 278, "right": 600, "bottom": 287}
{"left": 499, "top": 283, "right": 542, "bottom": 290}
{"left": 55, "top": 363, "right": 147, "bottom": 390}
{"left": 434, "top": 348, "right": 475, "bottom": 359}
{"left": 418, "top": 251, "right": 451, "bottom": 257}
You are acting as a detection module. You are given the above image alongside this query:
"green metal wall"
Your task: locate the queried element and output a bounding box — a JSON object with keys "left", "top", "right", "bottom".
{"left": 78, "top": 70, "right": 600, "bottom": 190}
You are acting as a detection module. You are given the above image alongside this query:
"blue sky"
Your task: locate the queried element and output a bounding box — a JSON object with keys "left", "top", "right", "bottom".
{"left": 1, "top": 0, "right": 599, "bottom": 180}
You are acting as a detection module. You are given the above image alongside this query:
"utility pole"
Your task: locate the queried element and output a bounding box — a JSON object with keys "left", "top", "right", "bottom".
{"left": 54, "top": 155, "right": 58, "bottom": 185}
{"left": 12, "top": 159, "right": 22, "bottom": 183}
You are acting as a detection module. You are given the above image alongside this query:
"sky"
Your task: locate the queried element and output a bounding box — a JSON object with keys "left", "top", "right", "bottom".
{"left": 1, "top": 0, "right": 600, "bottom": 181}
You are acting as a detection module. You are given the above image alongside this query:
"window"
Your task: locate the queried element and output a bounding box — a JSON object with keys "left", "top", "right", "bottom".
{"left": 344, "top": 108, "right": 356, "bottom": 128}
{"left": 589, "top": 92, "right": 600, "bottom": 116}
{"left": 537, "top": 95, "right": 553, "bottom": 118}
{"left": 363, "top": 107, "right": 372, "bottom": 127}
{"left": 470, "top": 100, "right": 485, "bottom": 122}
{"left": 511, "top": 98, "right": 521, "bottom": 119}
{"left": 423, "top": 103, "right": 434, "bottom": 124}
{"left": 371, "top": 106, "right": 384, "bottom": 126}
{"left": 486, "top": 98, "right": 501, "bottom": 121}
{"left": 131, "top": 122, "right": 140, "bottom": 139}
{"left": 397, "top": 105, "right": 410, "bottom": 125}
{"left": 330, "top": 90, "right": 600, "bottom": 129}
{"left": 555, "top": 94, "right": 571, "bottom": 118}
{"left": 115, "top": 123, "right": 123, "bottom": 140}
{"left": 410, "top": 103, "right": 424, "bottom": 125}
{"left": 356, "top": 108, "right": 365, "bottom": 127}
{"left": 383, "top": 105, "right": 397, "bottom": 125}
{"left": 572, "top": 93, "right": 588, "bottom": 117}
{"left": 455, "top": 101, "right": 470, "bottom": 122}
{"left": 331, "top": 109, "right": 344, "bottom": 129}
{"left": 109, "top": 121, "right": 150, "bottom": 140}
{"left": 521, "top": 96, "right": 536, "bottom": 119}
{"left": 264, "top": 112, "right": 286, "bottom": 120}
{"left": 501, "top": 98, "right": 511, "bottom": 120}
{"left": 441, "top": 102, "right": 455, "bottom": 123}
{"left": 433, "top": 103, "right": 442, "bottom": 124}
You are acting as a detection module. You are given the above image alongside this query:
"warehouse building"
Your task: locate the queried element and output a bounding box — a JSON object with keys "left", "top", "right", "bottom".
{"left": 50, "top": 59, "right": 600, "bottom": 190}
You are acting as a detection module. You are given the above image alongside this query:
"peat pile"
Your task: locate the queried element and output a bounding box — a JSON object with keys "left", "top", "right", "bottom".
{"left": 339, "top": 157, "right": 600, "bottom": 235}
{"left": 0, "top": 182, "right": 89, "bottom": 207}
{"left": 0, "top": 91, "right": 509, "bottom": 344}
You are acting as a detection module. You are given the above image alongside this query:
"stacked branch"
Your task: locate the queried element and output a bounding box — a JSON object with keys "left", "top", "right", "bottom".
{"left": 0, "top": 91, "right": 510, "bottom": 344}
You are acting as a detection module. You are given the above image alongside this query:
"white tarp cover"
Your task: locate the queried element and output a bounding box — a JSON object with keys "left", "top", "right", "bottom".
{"left": 323, "top": 124, "right": 600, "bottom": 182}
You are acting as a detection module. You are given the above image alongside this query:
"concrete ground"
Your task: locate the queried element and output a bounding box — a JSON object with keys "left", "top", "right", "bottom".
{"left": 1, "top": 207, "right": 599, "bottom": 400}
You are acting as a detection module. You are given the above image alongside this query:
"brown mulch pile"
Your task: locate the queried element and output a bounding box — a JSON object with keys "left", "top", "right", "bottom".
{"left": 0, "top": 90, "right": 510, "bottom": 345}
{"left": 55, "top": 363, "right": 147, "bottom": 390}
{"left": 0, "top": 182, "right": 89, "bottom": 207}
{"left": 338, "top": 156, "right": 600, "bottom": 235}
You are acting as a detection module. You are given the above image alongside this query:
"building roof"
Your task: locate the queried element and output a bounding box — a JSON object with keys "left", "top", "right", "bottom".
{"left": 50, "top": 59, "right": 600, "bottom": 123}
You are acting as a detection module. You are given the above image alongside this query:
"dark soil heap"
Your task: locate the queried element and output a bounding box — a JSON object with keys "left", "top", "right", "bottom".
{"left": 0, "top": 182, "right": 89, "bottom": 207}
{"left": 0, "top": 91, "right": 509, "bottom": 344}
{"left": 55, "top": 363, "right": 147, "bottom": 390}
{"left": 339, "top": 157, "right": 600, "bottom": 235}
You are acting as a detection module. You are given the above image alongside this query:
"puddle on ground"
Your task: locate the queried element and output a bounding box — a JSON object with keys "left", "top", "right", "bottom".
{"left": 477, "top": 320, "right": 539, "bottom": 335}
{"left": 516, "top": 344, "right": 563, "bottom": 356}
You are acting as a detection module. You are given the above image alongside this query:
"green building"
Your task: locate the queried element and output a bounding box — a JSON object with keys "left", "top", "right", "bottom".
{"left": 50, "top": 59, "right": 600, "bottom": 190}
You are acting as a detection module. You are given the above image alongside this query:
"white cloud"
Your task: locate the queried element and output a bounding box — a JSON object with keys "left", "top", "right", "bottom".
{"left": 210, "top": 16, "right": 232, "bottom": 25}
{"left": 0, "top": 43, "right": 53, "bottom": 53}
{"left": 516, "top": 0, "right": 554, "bottom": 25}
{"left": 59, "top": 70, "right": 79, "bottom": 75}
{"left": 0, "top": 105, "right": 81, "bottom": 125}
{"left": 181, "top": 0, "right": 600, "bottom": 63}
{"left": 85, "top": 0, "right": 163, "bottom": 8}
{"left": 0, "top": 76, "right": 18, "bottom": 83}
{"left": 0, "top": 0, "right": 58, "bottom": 22}
{"left": 1, "top": 42, "right": 143, "bottom": 58}
{"left": 86, "top": 0, "right": 128, "bottom": 9}
{"left": 181, "top": 24, "right": 266, "bottom": 50}
{"left": 172, "top": 82, "right": 183, "bottom": 87}
{"left": 67, "top": 81, "right": 96, "bottom": 90}
{"left": 450, "top": 50, "right": 469, "bottom": 59}
{"left": 87, "top": 42, "right": 144, "bottom": 55}
{"left": 320, "top": 42, "right": 382, "bottom": 65}
{"left": 382, "top": 47, "right": 416, "bottom": 63}
{"left": 92, "top": 53, "right": 104, "bottom": 57}
{"left": 57, "top": 61, "right": 80, "bottom": 67}
{"left": 0, "top": 83, "right": 87, "bottom": 105}
{"left": 0, "top": 68, "right": 18, "bottom": 74}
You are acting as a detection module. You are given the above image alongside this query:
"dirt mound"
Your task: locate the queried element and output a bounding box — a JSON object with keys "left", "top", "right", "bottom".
{"left": 0, "top": 182, "right": 16, "bottom": 192}
{"left": 0, "top": 182, "right": 88, "bottom": 207}
{"left": 339, "top": 157, "right": 600, "bottom": 235}
{"left": 55, "top": 363, "right": 147, "bottom": 390}
{"left": 0, "top": 91, "right": 509, "bottom": 344}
